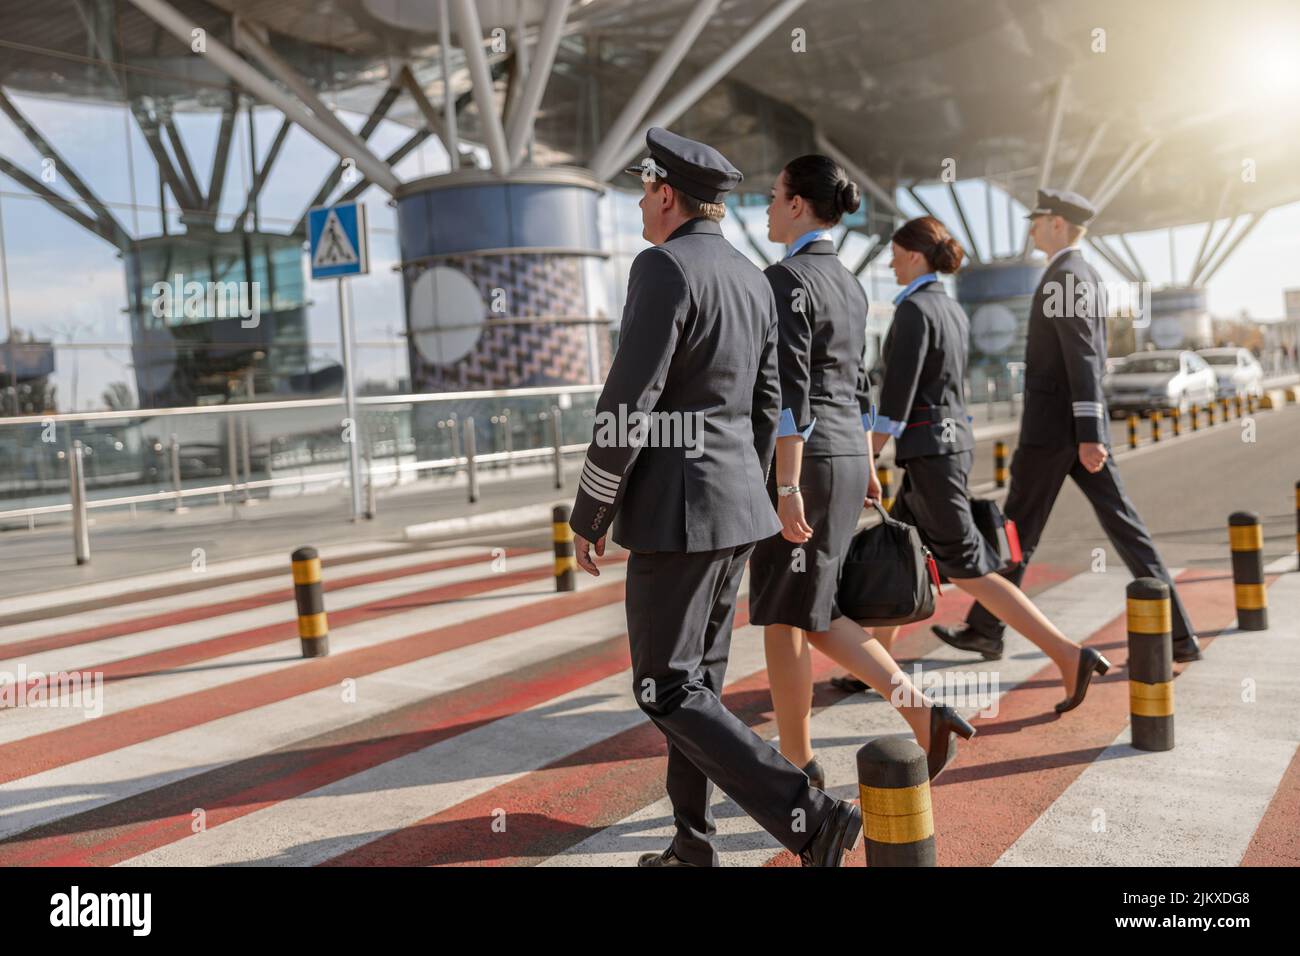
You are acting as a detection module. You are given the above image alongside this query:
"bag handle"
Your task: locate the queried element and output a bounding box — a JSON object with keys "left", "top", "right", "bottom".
{"left": 867, "top": 499, "right": 902, "bottom": 527}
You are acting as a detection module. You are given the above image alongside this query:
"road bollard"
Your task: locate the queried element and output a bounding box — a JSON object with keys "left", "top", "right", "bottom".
{"left": 1127, "top": 578, "right": 1174, "bottom": 752}
{"left": 1190, "top": 403, "right": 1199, "bottom": 431}
{"left": 1149, "top": 410, "right": 1161, "bottom": 443}
{"left": 1171, "top": 408, "right": 1182, "bottom": 438}
{"left": 1221, "top": 396, "right": 1231, "bottom": 420}
{"left": 551, "top": 407, "right": 564, "bottom": 489}
{"left": 993, "top": 440, "right": 1008, "bottom": 488}
{"left": 1127, "top": 414, "right": 1139, "bottom": 449}
{"left": 1207, "top": 400, "right": 1216, "bottom": 426}
{"left": 69, "top": 439, "right": 90, "bottom": 566}
{"left": 1295, "top": 480, "right": 1299, "bottom": 572}
{"left": 291, "top": 546, "right": 329, "bottom": 658}
{"left": 1228, "top": 511, "right": 1268, "bottom": 631}
{"left": 1247, "top": 393, "right": 1257, "bottom": 414}
{"left": 877, "top": 465, "right": 894, "bottom": 512}
{"left": 857, "top": 737, "right": 935, "bottom": 866}
{"left": 1235, "top": 393, "right": 1244, "bottom": 418}
{"left": 463, "top": 416, "right": 479, "bottom": 504}
{"left": 552, "top": 505, "right": 576, "bottom": 592}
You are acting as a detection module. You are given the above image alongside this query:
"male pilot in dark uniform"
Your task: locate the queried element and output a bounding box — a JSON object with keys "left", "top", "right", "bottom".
{"left": 570, "top": 127, "right": 862, "bottom": 867}
{"left": 934, "top": 188, "right": 1201, "bottom": 662}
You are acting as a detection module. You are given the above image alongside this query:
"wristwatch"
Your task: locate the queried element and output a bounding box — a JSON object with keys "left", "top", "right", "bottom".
{"left": 776, "top": 485, "right": 801, "bottom": 497}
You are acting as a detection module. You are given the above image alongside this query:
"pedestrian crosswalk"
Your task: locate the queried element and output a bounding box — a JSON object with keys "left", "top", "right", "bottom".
{"left": 0, "top": 540, "right": 1295, "bottom": 866}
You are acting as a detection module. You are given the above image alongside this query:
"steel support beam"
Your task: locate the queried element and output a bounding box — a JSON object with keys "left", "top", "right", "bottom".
{"left": 450, "top": 0, "right": 511, "bottom": 174}
{"left": 607, "top": 0, "right": 807, "bottom": 177}
{"left": 947, "top": 180, "right": 982, "bottom": 263}
{"left": 240, "top": 116, "right": 292, "bottom": 227}
{"left": 588, "top": 0, "right": 720, "bottom": 181}
{"left": 121, "top": 1, "right": 401, "bottom": 194}
{"left": 1063, "top": 119, "right": 1108, "bottom": 191}
{"left": 1197, "top": 211, "right": 1265, "bottom": 286}
{"left": 439, "top": 0, "right": 460, "bottom": 165}
{"left": 1118, "top": 234, "right": 1148, "bottom": 283}
{"left": 205, "top": 91, "right": 239, "bottom": 214}
{"left": 0, "top": 156, "right": 108, "bottom": 240}
{"left": 1087, "top": 236, "right": 1141, "bottom": 284}
{"left": 1021, "top": 75, "right": 1069, "bottom": 256}
{"left": 1190, "top": 213, "right": 1242, "bottom": 286}
{"left": 1092, "top": 138, "right": 1162, "bottom": 215}
{"left": 505, "top": 0, "right": 570, "bottom": 166}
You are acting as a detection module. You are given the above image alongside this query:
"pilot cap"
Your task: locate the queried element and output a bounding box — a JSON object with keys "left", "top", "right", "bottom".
{"left": 1026, "top": 187, "right": 1096, "bottom": 226}
{"left": 624, "top": 126, "right": 743, "bottom": 203}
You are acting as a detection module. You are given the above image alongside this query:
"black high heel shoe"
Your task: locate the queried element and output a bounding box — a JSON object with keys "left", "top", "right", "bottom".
{"left": 1055, "top": 646, "right": 1111, "bottom": 714}
{"left": 802, "top": 757, "right": 826, "bottom": 791}
{"left": 925, "top": 704, "right": 976, "bottom": 781}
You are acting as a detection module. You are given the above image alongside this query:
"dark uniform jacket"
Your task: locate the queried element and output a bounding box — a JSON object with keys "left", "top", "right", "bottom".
{"left": 764, "top": 239, "right": 872, "bottom": 457}
{"left": 1020, "top": 247, "right": 1110, "bottom": 447}
{"left": 568, "top": 217, "right": 784, "bottom": 553}
{"left": 875, "top": 278, "right": 976, "bottom": 463}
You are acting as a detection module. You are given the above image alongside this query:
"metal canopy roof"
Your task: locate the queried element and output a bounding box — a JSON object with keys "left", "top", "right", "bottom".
{"left": 1, "top": 0, "right": 1297, "bottom": 236}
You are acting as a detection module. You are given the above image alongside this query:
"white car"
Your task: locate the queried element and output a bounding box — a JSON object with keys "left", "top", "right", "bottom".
{"left": 1102, "top": 350, "right": 1218, "bottom": 418}
{"left": 1196, "top": 347, "right": 1264, "bottom": 399}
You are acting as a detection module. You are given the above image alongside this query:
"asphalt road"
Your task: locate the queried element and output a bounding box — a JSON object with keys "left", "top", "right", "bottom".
{"left": 2, "top": 404, "right": 1296, "bottom": 600}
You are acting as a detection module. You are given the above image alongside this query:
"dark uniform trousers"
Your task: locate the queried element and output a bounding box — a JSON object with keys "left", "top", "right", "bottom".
{"left": 569, "top": 217, "right": 837, "bottom": 865}
{"left": 966, "top": 442, "right": 1195, "bottom": 642}
{"left": 627, "top": 543, "right": 832, "bottom": 865}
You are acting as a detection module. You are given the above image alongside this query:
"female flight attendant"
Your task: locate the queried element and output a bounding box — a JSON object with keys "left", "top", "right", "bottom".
{"left": 750, "top": 155, "right": 973, "bottom": 784}
{"left": 868, "top": 215, "right": 1110, "bottom": 717}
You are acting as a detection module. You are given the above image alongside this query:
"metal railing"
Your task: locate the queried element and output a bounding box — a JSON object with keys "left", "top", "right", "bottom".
{"left": 0, "top": 384, "right": 606, "bottom": 542}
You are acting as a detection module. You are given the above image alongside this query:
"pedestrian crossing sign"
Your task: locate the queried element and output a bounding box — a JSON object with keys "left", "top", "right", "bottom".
{"left": 309, "top": 200, "right": 369, "bottom": 279}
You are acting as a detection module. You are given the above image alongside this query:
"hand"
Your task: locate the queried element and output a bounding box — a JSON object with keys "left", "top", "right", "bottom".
{"left": 865, "top": 469, "right": 882, "bottom": 505}
{"left": 1078, "top": 442, "right": 1108, "bottom": 473}
{"left": 575, "top": 533, "right": 605, "bottom": 576}
{"left": 778, "top": 492, "right": 814, "bottom": 543}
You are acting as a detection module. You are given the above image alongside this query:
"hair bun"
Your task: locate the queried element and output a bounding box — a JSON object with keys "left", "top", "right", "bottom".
{"left": 837, "top": 179, "right": 861, "bottom": 215}
{"left": 933, "top": 236, "right": 965, "bottom": 274}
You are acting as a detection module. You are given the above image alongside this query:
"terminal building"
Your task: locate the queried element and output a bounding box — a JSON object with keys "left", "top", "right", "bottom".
{"left": 1, "top": 1, "right": 1298, "bottom": 418}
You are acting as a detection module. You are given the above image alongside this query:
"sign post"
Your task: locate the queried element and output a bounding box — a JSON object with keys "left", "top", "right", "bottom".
{"left": 309, "top": 200, "right": 370, "bottom": 521}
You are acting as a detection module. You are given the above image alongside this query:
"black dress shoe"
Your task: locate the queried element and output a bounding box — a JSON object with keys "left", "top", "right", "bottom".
{"left": 925, "top": 704, "right": 976, "bottom": 781}
{"left": 637, "top": 846, "right": 700, "bottom": 867}
{"left": 1054, "top": 646, "right": 1112, "bottom": 714}
{"left": 931, "top": 624, "right": 1004, "bottom": 661}
{"left": 1172, "top": 635, "right": 1202, "bottom": 663}
{"left": 830, "top": 674, "right": 870, "bottom": 694}
{"left": 798, "top": 799, "right": 862, "bottom": 867}
{"left": 802, "top": 756, "right": 826, "bottom": 791}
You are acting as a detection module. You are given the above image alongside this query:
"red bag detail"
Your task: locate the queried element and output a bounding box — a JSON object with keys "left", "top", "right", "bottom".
{"left": 926, "top": 553, "right": 941, "bottom": 589}
{"left": 1004, "top": 519, "right": 1023, "bottom": 564}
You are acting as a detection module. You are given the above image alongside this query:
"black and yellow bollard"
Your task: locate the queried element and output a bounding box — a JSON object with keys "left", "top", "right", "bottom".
{"left": 877, "top": 465, "right": 894, "bottom": 512}
{"left": 291, "top": 546, "right": 329, "bottom": 658}
{"left": 1171, "top": 408, "right": 1182, "bottom": 438}
{"left": 1127, "top": 577, "right": 1174, "bottom": 752}
{"left": 1247, "top": 393, "right": 1257, "bottom": 414}
{"left": 1229, "top": 511, "right": 1268, "bottom": 630}
{"left": 993, "top": 441, "right": 1008, "bottom": 489}
{"left": 1190, "top": 403, "right": 1200, "bottom": 431}
{"left": 1127, "top": 414, "right": 1139, "bottom": 449}
{"left": 1221, "top": 396, "right": 1231, "bottom": 420}
{"left": 1149, "top": 410, "right": 1161, "bottom": 443}
{"left": 857, "top": 737, "right": 935, "bottom": 867}
{"left": 552, "top": 504, "right": 576, "bottom": 592}
{"left": 1235, "top": 393, "right": 1245, "bottom": 418}
{"left": 1207, "top": 400, "right": 1216, "bottom": 426}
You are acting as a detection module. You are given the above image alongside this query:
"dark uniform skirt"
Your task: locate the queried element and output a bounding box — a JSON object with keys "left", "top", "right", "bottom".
{"left": 748, "top": 454, "right": 869, "bottom": 632}
{"left": 889, "top": 449, "right": 1000, "bottom": 580}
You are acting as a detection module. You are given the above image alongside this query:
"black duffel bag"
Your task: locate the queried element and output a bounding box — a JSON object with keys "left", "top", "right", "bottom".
{"left": 969, "top": 497, "right": 1023, "bottom": 572}
{"left": 836, "top": 501, "right": 940, "bottom": 626}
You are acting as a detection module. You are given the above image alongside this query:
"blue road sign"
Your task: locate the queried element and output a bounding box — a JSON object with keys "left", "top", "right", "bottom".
{"left": 308, "top": 201, "right": 369, "bottom": 279}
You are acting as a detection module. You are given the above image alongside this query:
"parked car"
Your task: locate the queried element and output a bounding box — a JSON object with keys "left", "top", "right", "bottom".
{"left": 1102, "top": 350, "right": 1218, "bottom": 418}
{"left": 1196, "top": 347, "right": 1264, "bottom": 399}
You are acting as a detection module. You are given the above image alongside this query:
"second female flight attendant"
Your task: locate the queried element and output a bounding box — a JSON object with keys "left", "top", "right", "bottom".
{"left": 869, "top": 216, "right": 1110, "bottom": 719}
{"left": 749, "top": 155, "right": 972, "bottom": 784}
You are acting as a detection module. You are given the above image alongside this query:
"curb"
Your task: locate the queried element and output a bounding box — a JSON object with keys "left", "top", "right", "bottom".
{"left": 404, "top": 502, "right": 564, "bottom": 541}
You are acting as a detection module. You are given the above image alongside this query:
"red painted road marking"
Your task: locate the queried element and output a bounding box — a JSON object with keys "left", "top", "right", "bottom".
{"left": 0, "top": 547, "right": 541, "bottom": 662}
{"left": 1241, "top": 742, "right": 1300, "bottom": 866}
{"left": 0, "top": 568, "right": 627, "bottom": 786}
{"left": 0, "top": 626, "right": 637, "bottom": 866}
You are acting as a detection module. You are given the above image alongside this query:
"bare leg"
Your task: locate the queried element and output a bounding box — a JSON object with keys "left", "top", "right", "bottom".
{"left": 807, "top": 617, "right": 937, "bottom": 749}
{"left": 763, "top": 624, "right": 815, "bottom": 768}
{"left": 872, "top": 624, "right": 900, "bottom": 656}
{"left": 951, "top": 573, "right": 1083, "bottom": 696}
